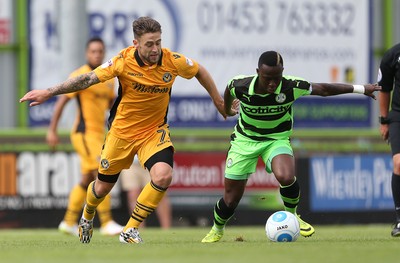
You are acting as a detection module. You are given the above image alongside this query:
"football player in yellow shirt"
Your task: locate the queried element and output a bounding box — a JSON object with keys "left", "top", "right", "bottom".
{"left": 46, "top": 37, "right": 122, "bottom": 236}
{"left": 21, "top": 17, "right": 226, "bottom": 244}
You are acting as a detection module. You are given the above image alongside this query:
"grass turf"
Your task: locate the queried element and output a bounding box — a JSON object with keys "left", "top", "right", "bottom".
{"left": 0, "top": 225, "right": 398, "bottom": 263}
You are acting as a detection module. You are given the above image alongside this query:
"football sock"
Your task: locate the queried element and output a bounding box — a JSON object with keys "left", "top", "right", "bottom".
{"left": 124, "top": 181, "right": 166, "bottom": 231}
{"left": 391, "top": 173, "right": 400, "bottom": 221}
{"left": 63, "top": 184, "right": 86, "bottom": 225}
{"left": 280, "top": 177, "right": 300, "bottom": 214}
{"left": 96, "top": 194, "right": 112, "bottom": 227}
{"left": 213, "top": 198, "right": 235, "bottom": 230}
{"left": 83, "top": 181, "right": 105, "bottom": 221}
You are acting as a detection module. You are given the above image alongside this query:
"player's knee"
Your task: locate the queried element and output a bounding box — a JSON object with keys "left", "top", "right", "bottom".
{"left": 222, "top": 198, "right": 239, "bottom": 210}
{"left": 94, "top": 174, "right": 117, "bottom": 197}
{"left": 275, "top": 173, "right": 295, "bottom": 186}
{"left": 151, "top": 172, "right": 172, "bottom": 188}
{"left": 393, "top": 156, "right": 400, "bottom": 173}
{"left": 149, "top": 162, "right": 173, "bottom": 188}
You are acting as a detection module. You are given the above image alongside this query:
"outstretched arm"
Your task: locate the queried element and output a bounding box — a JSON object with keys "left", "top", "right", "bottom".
{"left": 311, "top": 83, "right": 381, "bottom": 99}
{"left": 20, "top": 71, "right": 100, "bottom": 106}
{"left": 195, "top": 64, "right": 227, "bottom": 119}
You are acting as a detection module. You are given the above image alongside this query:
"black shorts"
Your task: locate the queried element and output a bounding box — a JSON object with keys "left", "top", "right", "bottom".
{"left": 389, "top": 121, "right": 400, "bottom": 155}
{"left": 144, "top": 147, "right": 174, "bottom": 171}
{"left": 98, "top": 147, "right": 174, "bottom": 184}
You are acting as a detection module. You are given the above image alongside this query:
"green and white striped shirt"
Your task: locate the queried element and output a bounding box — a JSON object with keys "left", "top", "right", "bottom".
{"left": 228, "top": 74, "right": 311, "bottom": 141}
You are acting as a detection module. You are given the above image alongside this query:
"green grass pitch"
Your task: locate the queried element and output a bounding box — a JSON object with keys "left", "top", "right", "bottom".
{"left": 0, "top": 225, "right": 398, "bottom": 263}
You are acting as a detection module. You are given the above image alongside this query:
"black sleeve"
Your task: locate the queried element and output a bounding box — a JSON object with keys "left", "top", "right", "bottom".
{"left": 378, "top": 49, "right": 396, "bottom": 92}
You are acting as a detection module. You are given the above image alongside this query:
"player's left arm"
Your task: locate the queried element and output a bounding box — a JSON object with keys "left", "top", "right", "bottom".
{"left": 195, "top": 64, "right": 227, "bottom": 119}
{"left": 310, "top": 83, "right": 381, "bottom": 99}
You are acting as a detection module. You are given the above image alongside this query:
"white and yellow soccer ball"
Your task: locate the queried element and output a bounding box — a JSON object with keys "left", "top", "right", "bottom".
{"left": 265, "top": 211, "right": 300, "bottom": 242}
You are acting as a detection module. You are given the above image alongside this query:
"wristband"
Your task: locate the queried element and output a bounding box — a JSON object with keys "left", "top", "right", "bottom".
{"left": 353, "top": 85, "right": 365, "bottom": 94}
{"left": 379, "top": 116, "right": 390, "bottom": 125}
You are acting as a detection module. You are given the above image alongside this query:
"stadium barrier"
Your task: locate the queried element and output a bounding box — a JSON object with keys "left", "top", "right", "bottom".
{"left": 0, "top": 149, "right": 394, "bottom": 228}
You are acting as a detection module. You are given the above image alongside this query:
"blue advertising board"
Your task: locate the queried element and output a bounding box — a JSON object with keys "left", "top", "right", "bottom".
{"left": 168, "top": 96, "right": 238, "bottom": 128}
{"left": 28, "top": 95, "right": 372, "bottom": 128}
{"left": 294, "top": 96, "right": 372, "bottom": 128}
{"left": 310, "top": 155, "right": 393, "bottom": 211}
{"left": 167, "top": 96, "right": 372, "bottom": 128}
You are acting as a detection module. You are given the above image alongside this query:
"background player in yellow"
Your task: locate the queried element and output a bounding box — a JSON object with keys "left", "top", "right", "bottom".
{"left": 120, "top": 155, "right": 172, "bottom": 229}
{"left": 20, "top": 17, "right": 227, "bottom": 244}
{"left": 46, "top": 37, "right": 122, "bottom": 236}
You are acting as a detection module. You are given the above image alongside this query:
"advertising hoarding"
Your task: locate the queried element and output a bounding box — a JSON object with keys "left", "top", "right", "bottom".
{"left": 28, "top": 0, "right": 372, "bottom": 128}
{"left": 310, "top": 155, "right": 393, "bottom": 211}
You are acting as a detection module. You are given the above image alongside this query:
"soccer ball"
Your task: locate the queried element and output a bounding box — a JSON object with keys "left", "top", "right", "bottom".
{"left": 265, "top": 211, "right": 300, "bottom": 242}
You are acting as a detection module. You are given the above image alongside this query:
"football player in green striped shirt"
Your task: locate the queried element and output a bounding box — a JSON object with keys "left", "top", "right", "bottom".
{"left": 202, "top": 50, "right": 381, "bottom": 243}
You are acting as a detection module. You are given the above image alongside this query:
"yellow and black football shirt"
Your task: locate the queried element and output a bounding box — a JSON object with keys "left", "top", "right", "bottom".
{"left": 67, "top": 64, "right": 115, "bottom": 134}
{"left": 93, "top": 46, "right": 199, "bottom": 140}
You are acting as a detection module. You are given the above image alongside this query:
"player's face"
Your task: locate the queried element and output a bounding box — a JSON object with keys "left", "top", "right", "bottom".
{"left": 86, "top": 41, "right": 105, "bottom": 68}
{"left": 134, "top": 32, "right": 162, "bottom": 65}
{"left": 256, "top": 64, "right": 283, "bottom": 94}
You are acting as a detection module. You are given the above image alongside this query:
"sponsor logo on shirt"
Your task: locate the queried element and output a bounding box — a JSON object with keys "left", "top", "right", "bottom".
{"left": 128, "top": 72, "right": 144, "bottom": 77}
{"left": 243, "top": 105, "right": 291, "bottom": 114}
{"left": 185, "top": 58, "right": 194, "bottom": 66}
{"left": 101, "top": 59, "right": 113, "bottom": 68}
{"left": 377, "top": 69, "right": 382, "bottom": 82}
{"left": 132, "top": 83, "right": 170, "bottom": 93}
{"left": 242, "top": 94, "right": 251, "bottom": 102}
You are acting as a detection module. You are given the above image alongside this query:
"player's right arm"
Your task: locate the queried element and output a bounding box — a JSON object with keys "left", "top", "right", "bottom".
{"left": 20, "top": 71, "right": 100, "bottom": 106}
{"left": 223, "top": 86, "right": 239, "bottom": 117}
{"left": 46, "top": 95, "right": 71, "bottom": 150}
{"left": 377, "top": 48, "right": 395, "bottom": 141}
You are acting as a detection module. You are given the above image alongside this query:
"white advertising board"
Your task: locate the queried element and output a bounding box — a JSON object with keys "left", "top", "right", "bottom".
{"left": 29, "top": 0, "right": 371, "bottom": 126}
{"left": 30, "top": 0, "right": 371, "bottom": 93}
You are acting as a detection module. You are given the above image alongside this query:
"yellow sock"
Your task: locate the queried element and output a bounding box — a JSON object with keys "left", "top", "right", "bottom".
{"left": 83, "top": 181, "right": 105, "bottom": 221}
{"left": 124, "top": 181, "right": 166, "bottom": 231}
{"left": 97, "top": 194, "right": 112, "bottom": 227}
{"left": 64, "top": 184, "right": 86, "bottom": 225}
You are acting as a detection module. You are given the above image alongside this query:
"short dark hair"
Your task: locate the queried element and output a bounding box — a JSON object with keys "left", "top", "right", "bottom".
{"left": 86, "top": 36, "right": 104, "bottom": 49}
{"left": 258, "top": 51, "right": 284, "bottom": 68}
{"left": 132, "top": 16, "right": 162, "bottom": 39}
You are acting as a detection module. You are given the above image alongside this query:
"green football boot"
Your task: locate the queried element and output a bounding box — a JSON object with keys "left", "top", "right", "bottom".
{"left": 201, "top": 227, "right": 224, "bottom": 243}
{"left": 296, "top": 214, "right": 315, "bottom": 237}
